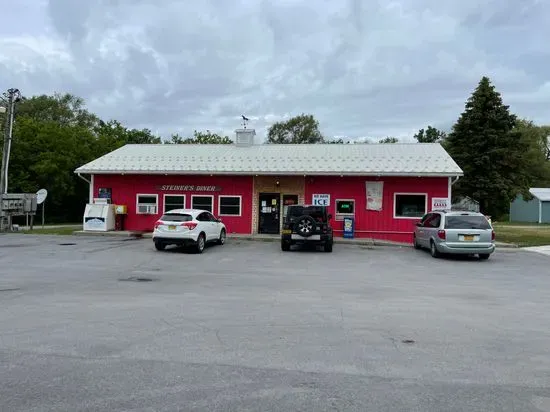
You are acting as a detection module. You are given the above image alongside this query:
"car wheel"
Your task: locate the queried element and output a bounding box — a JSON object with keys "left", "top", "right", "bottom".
{"left": 217, "top": 229, "right": 226, "bottom": 245}
{"left": 413, "top": 235, "right": 421, "bottom": 249}
{"left": 430, "top": 240, "right": 440, "bottom": 258}
{"left": 324, "top": 241, "right": 333, "bottom": 253}
{"left": 195, "top": 233, "right": 206, "bottom": 254}
{"left": 281, "top": 240, "right": 291, "bottom": 251}
{"left": 295, "top": 215, "right": 316, "bottom": 237}
{"left": 154, "top": 241, "right": 165, "bottom": 251}
{"left": 479, "top": 253, "right": 490, "bottom": 260}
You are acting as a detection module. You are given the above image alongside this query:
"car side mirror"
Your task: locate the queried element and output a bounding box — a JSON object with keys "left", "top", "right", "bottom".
{"left": 415, "top": 222, "right": 422, "bottom": 227}
{"left": 217, "top": 218, "right": 223, "bottom": 223}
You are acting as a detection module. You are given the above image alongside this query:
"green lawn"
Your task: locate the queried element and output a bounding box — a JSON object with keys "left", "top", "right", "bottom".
{"left": 493, "top": 224, "right": 550, "bottom": 247}
{"left": 493, "top": 221, "right": 550, "bottom": 227}
{"left": 19, "top": 225, "right": 81, "bottom": 236}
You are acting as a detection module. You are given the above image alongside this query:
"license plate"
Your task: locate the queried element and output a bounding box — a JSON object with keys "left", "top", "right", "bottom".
{"left": 282, "top": 229, "right": 292, "bottom": 234}
{"left": 463, "top": 235, "right": 474, "bottom": 241}
{"left": 168, "top": 225, "right": 176, "bottom": 230}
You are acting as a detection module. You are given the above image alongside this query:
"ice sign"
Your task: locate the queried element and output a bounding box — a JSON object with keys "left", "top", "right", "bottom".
{"left": 312, "top": 194, "right": 330, "bottom": 206}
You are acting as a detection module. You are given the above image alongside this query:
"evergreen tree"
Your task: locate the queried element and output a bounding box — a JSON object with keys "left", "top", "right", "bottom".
{"left": 445, "top": 76, "right": 532, "bottom": 217}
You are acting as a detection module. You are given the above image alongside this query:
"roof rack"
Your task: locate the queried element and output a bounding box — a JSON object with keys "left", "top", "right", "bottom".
{"left": 431, "top": 208, "right": 479, "bottom": 213}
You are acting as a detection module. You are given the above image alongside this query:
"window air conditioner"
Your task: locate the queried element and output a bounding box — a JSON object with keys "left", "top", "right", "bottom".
{"left": 138, "top": 205, "right": 157, "bottom": 214}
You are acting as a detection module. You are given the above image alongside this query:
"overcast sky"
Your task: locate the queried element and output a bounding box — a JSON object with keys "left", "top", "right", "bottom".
{"left": 1, "top": 0, "right": 549, "bottom": 142}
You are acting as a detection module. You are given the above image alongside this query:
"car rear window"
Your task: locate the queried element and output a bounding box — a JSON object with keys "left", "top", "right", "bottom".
{"left": 287, "top": 206, "right": 326, "bottom": 221}
{"left": 160, "top": 213, "right": 193, "bottom": 222}
{"left": 444, "top": 215, "right": 491, "bottom": 229}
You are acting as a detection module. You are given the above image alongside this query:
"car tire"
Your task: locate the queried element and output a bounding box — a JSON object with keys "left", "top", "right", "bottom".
{"left": 154, "top": 241, "right": 165, "bottom": 251}
{"left": 217, "top": 229, "right": 226, "bottom": 245}
{"left": 413, "top": 235, "right": 421, "bottom": 249}
{"left": 479, "top": 253, "right": 490, "bottom": 260}
{"left": 295, "top": 215, "right": 316, "bottom": 237}
{"left": 324, "top": 241, "right": 333, "bottom": 253}
{"left": 430, "top": 240, "right": 440, "bottom": 258}
{"left": 195, "top": 233, "right": 206, "bottom": 254}
{"left": 281, "top": 240, "right": 291, "bottom": 251}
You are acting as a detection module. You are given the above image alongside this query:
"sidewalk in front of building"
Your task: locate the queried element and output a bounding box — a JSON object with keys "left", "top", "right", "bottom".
{"left": 72, "top": 230, "right": 519, "bottom": 249}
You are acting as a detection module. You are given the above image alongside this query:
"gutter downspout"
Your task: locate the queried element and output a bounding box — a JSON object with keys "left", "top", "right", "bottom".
{"left": 539, "top": 199, "right": 542, "bottom": 224}
{"left": 76, "top": 173, "right": 92, "bottom": 203}
{"left": 448, "top": 176, "right": 461, "bottom": 208}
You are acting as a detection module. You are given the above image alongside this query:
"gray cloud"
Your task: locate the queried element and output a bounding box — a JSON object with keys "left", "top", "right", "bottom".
{"left": 0, "top": 0, "right": 549, "bottom": 142}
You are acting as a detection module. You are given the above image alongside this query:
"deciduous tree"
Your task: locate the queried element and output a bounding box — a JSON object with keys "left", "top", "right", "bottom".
{"left": 378, "top": 137, "right": 399, "bottom": 143}
{"left": 413, "top": 126, "right": 446, "bottom": 143}
{"left": 171, "top": 130, "right": 233, "bottom": 144}
{"left": 267, "top": 114, "right": 324, "bottom": 144}
{"left": 514, "top": 119, "right": 550, "bottom": 186}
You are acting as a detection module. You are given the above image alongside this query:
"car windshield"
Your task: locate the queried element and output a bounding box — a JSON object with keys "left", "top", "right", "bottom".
{"left": 160, "top": 213, "right": 192, "bottom": 222}
{"left": 444, "top": 215, "right": 491, "bottom": 229}
{"left": 287, "top": 206, "right": 326, "bottom": 221}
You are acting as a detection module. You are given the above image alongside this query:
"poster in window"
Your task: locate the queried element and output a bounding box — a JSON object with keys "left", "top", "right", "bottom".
{"left": 366, "top": 181, "right": 383, "bottom": 211}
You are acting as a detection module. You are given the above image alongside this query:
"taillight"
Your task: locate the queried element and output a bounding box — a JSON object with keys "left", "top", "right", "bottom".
{"left": 154, "top": 220, "right": 162, "bottom": 229}
{"left": 491, "top": 230, "right": 495, "bottom": 241}
{"left": 437, "top": 230, "right": 446, "bottom": 240}
{"left": 182, "top": 222, "right": 197, "bottom": 230}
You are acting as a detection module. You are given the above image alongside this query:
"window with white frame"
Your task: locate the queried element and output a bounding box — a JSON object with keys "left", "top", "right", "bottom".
{"left": 218, "top": 196, "right": 241, "bottom": 216}
{"left": 335, "top": 199, "right": 355, "bottom": 219}
{"left": 136, "top": 194, "right": 158, "bottom": 214}
{"left": 163, "top": 194, "right": 185, "bottom": 213}
{"left": 394, "top": 194, "right": 427, "bottom": 218}
{"left": 191, "top": 195, "right": 213, "bottom": 212}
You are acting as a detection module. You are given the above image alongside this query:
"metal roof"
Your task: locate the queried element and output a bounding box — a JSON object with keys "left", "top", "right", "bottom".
{"left": 529, "top": 188, "right": 550, "bottom": 201}
{"left": 74, "top": 143, "right": 463, "bottom": 177}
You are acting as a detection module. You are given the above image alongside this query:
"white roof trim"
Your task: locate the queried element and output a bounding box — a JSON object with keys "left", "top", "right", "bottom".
{"left": 78, "top": 170, "right": 461, "bottom": 177}
{"left": 529, "top": 188, "right": 550, "bottom": 201}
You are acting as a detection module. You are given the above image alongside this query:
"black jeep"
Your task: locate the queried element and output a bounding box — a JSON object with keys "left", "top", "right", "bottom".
{"left": 281, "top": 204, "right": 333, "bottom": 252}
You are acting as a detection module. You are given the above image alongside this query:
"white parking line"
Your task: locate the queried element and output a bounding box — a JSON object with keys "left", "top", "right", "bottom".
{"left": 522, "top": 245, "right": 550, "bottom": 256}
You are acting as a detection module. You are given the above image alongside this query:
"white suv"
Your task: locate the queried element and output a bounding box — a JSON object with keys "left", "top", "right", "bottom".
{"left": 153, "top": 209, "right": 227, "bottom": 253}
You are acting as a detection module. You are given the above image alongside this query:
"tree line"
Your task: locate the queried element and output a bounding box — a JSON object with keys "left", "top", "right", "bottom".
{"left": 1, "top": 75, "right": 549, "bottom": 222}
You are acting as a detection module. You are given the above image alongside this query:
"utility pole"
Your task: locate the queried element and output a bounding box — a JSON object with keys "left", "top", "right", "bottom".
{"left": 0, "top": 88, "right": 21, "bottom": 195}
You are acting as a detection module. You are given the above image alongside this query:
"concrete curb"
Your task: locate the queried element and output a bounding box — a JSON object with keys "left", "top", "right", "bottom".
{"left": 73, "top": 231, "right": 142, "bottom": 238}
{"left": 71, "top": 230, "right": 520, "bottom": 249}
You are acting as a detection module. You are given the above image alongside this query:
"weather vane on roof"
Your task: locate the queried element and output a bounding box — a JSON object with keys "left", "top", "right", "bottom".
{"left": 241, "top": 114, "right": 249, "bottom": 129}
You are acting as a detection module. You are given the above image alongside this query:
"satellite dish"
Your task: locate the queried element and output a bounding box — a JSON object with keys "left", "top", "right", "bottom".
{"left": 36, "top": 189, "right": 48, "bottom": 205}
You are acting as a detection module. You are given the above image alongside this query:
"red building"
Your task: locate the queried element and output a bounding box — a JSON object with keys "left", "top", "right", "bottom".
{"left": 75, "top": 129, "right": 463, "bottom": 243}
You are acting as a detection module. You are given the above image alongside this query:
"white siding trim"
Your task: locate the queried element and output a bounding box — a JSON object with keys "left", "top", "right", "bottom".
{"left": 191, "top": 194, "right": 214, "bottom": 213}
{"left": 393, "top": 192, "right": 428, "bottom": 219}
{"left": 163, "top": 194, "right": 186, "bottom": 213}
{"left": 218, "top": 195, "right": 242, "bottom": 217}
{"left": 89, "top": 174, "right": 94, "bottom": 204}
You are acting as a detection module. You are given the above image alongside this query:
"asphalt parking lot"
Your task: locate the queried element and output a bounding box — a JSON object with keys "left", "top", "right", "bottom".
{"left": 1, "top": 234, "right": 549, "bottom": 412}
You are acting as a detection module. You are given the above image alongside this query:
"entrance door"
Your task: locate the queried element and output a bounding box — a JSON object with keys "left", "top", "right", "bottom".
{"left": 258, "top": 193, "right": 281, "bottom": 234}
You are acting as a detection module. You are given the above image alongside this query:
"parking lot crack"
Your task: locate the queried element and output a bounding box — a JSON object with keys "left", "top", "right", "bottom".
{"left": 215, "top": 329, "right": 226, "bottom": 349}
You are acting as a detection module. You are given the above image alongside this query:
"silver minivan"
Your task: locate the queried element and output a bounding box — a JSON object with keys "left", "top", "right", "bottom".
{"left": 413, "top": 210, "right": 495, "bottom": 259}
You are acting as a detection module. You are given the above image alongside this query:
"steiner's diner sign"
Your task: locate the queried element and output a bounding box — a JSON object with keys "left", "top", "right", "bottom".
{"left": 157, "top": 184, "right": 221, "bottom": 192}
